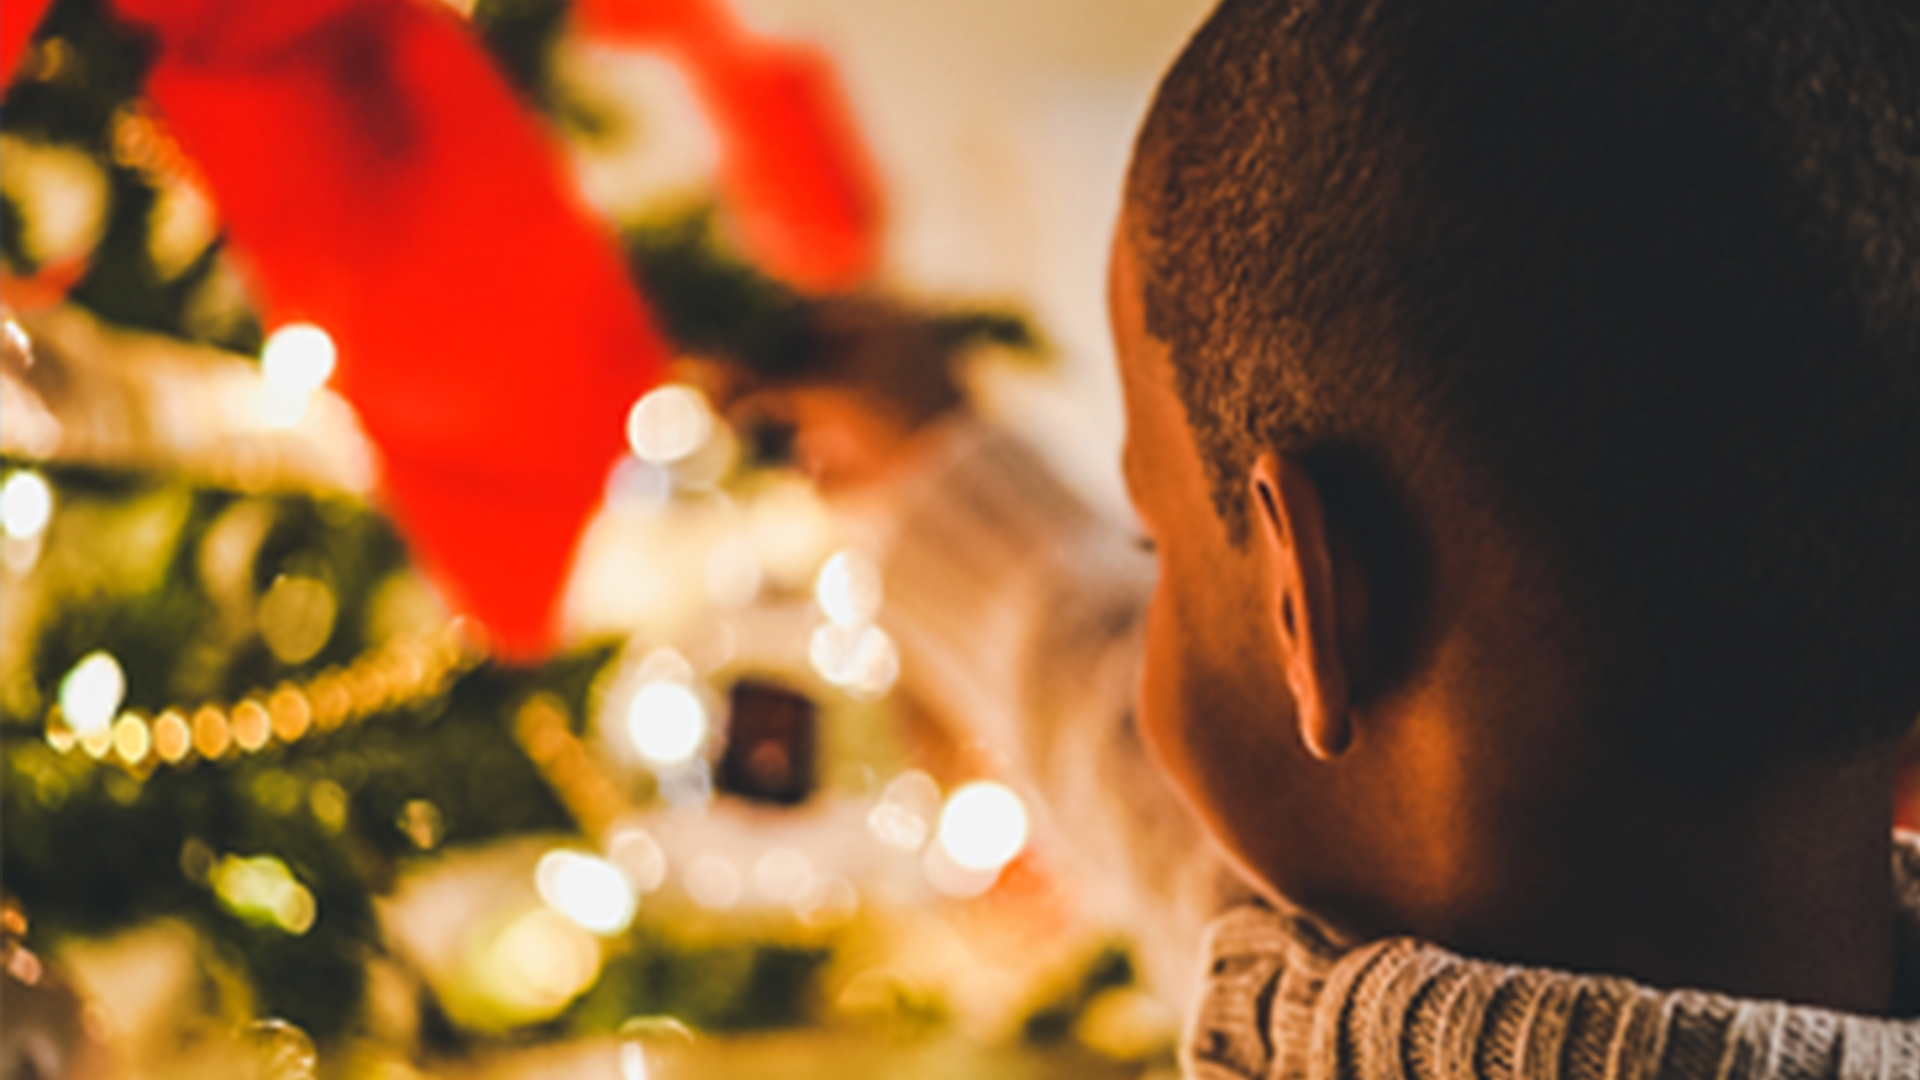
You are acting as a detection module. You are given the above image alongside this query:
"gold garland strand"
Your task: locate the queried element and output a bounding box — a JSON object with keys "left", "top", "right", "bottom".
{"left": 42, "top": 623, "right": 485, "bottom": 773}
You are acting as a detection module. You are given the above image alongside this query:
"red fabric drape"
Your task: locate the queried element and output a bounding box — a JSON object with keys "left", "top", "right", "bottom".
{"left": 113, "top": 0, "right": 668, "bottom": 660}
{"left": 3, "top": 0, "right": 884, "bottom": 660}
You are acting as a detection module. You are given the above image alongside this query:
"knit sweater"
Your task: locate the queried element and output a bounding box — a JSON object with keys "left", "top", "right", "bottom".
{"left": 1186, "top": 839, "right": 1920, "bottom": 1080}
{"left": 871, "top": 422, "right": 1920, "bottom": 1080}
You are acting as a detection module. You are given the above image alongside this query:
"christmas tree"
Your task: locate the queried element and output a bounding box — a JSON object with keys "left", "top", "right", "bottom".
{"left": 0, "top": 2, "right": 1173, "bottom": 1077}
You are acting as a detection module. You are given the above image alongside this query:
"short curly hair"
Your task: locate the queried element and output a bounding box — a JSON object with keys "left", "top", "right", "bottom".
{"left": 1127, "top": 0, "right": 1920, "bottom": 765}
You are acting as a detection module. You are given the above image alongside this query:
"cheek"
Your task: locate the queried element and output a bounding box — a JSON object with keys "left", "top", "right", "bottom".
{"left": 1136, "top": 568, "right": 1253, "bottom": 819}
{"left": 1135, "top": 553, "right": 1307, "bottom": 880}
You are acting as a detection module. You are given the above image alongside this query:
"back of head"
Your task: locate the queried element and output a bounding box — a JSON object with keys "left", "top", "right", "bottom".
{"left": 1130, "top": 0, "right": 1920, "bottom": 769}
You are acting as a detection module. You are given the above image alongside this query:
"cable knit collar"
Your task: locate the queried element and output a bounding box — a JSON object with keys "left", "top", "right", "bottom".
{"left": 1184, "top": 833, "right": 1920, "bottom": 1080}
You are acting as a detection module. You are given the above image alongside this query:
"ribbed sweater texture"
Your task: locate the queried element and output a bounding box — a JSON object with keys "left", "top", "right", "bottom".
{"left": 1185, "top": 836, "right": 1920, "bottom": 1080}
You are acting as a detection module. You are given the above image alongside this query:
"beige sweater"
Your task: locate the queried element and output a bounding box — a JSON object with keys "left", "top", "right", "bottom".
{"left": 1186, "top": 840, "right": 1920, "bottom": 1079}
{"left": 873, "top": 422, "right": 1920, "bottom": 1080}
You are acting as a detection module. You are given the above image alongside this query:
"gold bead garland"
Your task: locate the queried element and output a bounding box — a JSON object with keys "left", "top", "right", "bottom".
{"left": 41, "top": 624, "right": 483, "bottom": 773}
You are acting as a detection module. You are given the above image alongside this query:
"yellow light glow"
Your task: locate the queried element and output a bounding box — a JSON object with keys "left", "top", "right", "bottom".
{"left": 1, "top": 471, "right": 53, "bottom": 540}
{"left": 625, "top": 681, "right": 707, "bottom": 767}
{"left": 535, "top": 850, "right": 638, "bottom": 935}
{"left": 260, "top": 575, "right": 337, "bottom": 666}
{"left": 79, "top": 728, "right": 113, "bottom": 760}
{"left": 487, "top": 907, "right": 602, "bottom": 1015}
{"left": 44, "top": 717, "right": 75, "bottom": 753}
{"left": 211, "top": 853, "right": 318, "bottom": 935}
{"left": 232, "top": 699, "right": 271, "bottom": 752}
{"left": 192, "top": 705, "right": 232, "bottom": 760}
{"left": 268, "top": 685, "right": 313, "bottom": 743}
{"left": 261, "top": 323, "right": 338, "bottom": 398}
{"left": 58, "top": 651, "right": 125, "bottom": 737}
{"left": 935, "top": 781, "right": 1030, "bottom": 873}
{"left": 112, "top": 713, "right": 151, "bottom": 765}
{"left": 153, "top": 710, "right": 191, "bottom": 763}
{"left": 619, "top": 1017, "right": 696, "bottom": 1080}
{"left": 814, "top": 550, "right": 883, "bottom": 627}
{"left": 625, "top": 385, "right": 713, "bottom": 464}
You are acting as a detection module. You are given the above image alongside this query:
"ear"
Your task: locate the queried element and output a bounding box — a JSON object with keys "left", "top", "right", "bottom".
{"left": 1250, "top": 452, "right": 1352, "bottom": 760}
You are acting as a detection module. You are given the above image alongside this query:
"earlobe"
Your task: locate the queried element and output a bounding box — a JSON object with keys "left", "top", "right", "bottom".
{"left": 1250, "top": 453, "right": 1353, "bottom": 761}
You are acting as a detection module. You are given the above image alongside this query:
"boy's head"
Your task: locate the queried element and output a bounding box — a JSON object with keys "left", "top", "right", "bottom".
{"left": 1116, "top": 0, "right": 1920, "bottom": 928}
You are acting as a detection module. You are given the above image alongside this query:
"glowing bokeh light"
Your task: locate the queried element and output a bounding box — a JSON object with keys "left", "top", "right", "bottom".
{"left": 112, "top": 713, "right": 151, "bottom": 765}
{"left": 625, "top": 681, "right": 707, "bottom": 766}
{"left": 1, "top": 471, "right": 54, "bottom": 540}
{"left": 192, "top": 706, "right": 232, "bottom": 759}
{"left": 607, "top": 827, "right": 669, "bottom": 893}
{"left": 259, "top": 576, "right": 337, "bottom": 666}
{"left": 626, "top": 385, "right": 713, "bottom": 464}
{"left": 58, "top": 651, "right": 125, "bottom": 736}
{"left": 211, "top": 853, "right": 317, "bottom": 934}
{"left": 814, "top": 550, "right": 883, "bottom": 626}
{"left": 808, "top": 623, "right": 899, "bottom": 698}
{"left": 261, "top": 323, "right": 338, "bottom": 397}
{"left": 486, "top": 907, "right": 602, "bottom": 1016}
{"left": 231, "top": 700, "right": 271, "bottom": 752}
{"left": 536, "top": 850, "right": 638, "bottom": 935}
{"left": 935, "top": 781, "right": 1030, "bottom": 873}
{"left": 866, "top": 770, "right": 942, "bottom": 851}
{"left": 153, "top": 710, "right": 192, "bottom": 763}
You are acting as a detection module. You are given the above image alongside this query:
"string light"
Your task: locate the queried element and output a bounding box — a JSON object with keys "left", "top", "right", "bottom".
{"left": 112, "top": 713, "right": 151, "bottom": 765}
{"left": 41, "top": 625, "right": 479, "bottom": 774}
{"left": 625, "top": 385, "right": 713, "bottom": 464}
{"left": 258, "top": 323, "right": 338, "bottom": 429}
{"left": 814, "top": 549, "right": 883, "bottom": 626}
{"left": 625, "top": 681, "right": 708, "bottom": 767}
{"left": 934, "top": 781, "right": 1029, "bottom": 874}
{"left": 1, "top": 470, "right": 54, "bottom": 540}
{"left": 535, "top": 849, "right": 638, "bottom": 935}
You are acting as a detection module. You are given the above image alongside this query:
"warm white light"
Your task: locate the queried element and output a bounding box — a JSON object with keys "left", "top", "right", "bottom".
{"left": 814, "top": 550, "right": 883, "bottom": 627}
{"left": 808, "top": 623, "right": 899, "bottom": 698}
{"left": 626, "top": 385, "right": 713, "bottom": 464}
{"left": 1, "top": 471, "right": 53, "bottom": 539}
{"left": 488, "top": 907, "right": 602, "bottom": 1013}
{"left": 866, "top": 770, "right": 942, "bottom": 851}
{"left": 59, "top": 651, "right": 125, "bottom": 736}
{"left": 536, "top": 850, "right": 638, "bottom": 935}
{"left": 683, "top": 855, "right": 741, "bottom": 910}
{"left": 261, "top": 323, "right": 338, "bottom": 398}
{"left": 607, "top": 827, "right": 669, "bottom": 892}
{"left": 935, "top": 781, "right": 1030, "bottom": 873}
{"left": 625, "top": 681, "right": 708, "bottom": 766}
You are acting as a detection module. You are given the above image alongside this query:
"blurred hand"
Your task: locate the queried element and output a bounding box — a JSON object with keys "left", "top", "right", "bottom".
{"left": 682, "top": 295, "right": 967, "bottom": 493}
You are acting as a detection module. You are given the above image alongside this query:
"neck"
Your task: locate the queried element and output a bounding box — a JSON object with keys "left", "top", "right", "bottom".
{"left": 1428, "top": 752, "right": 1901, "bottom": 1014}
